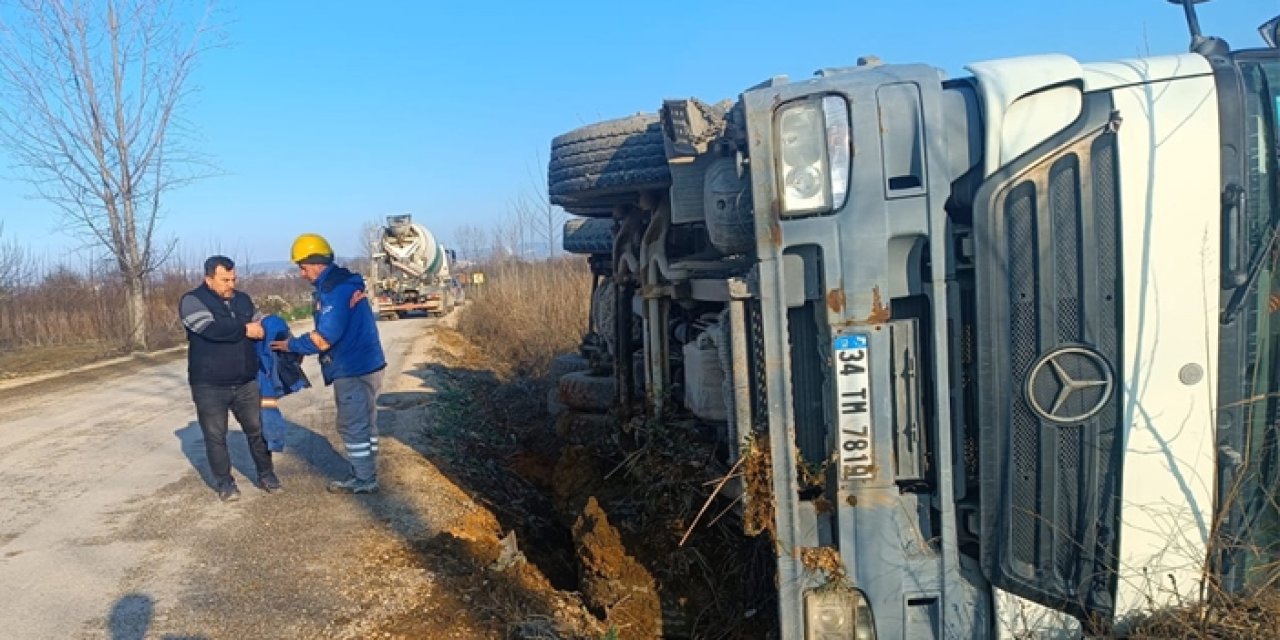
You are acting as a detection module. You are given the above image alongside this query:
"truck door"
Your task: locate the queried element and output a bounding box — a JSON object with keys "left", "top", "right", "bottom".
{"left": 1214, "top": 50, "right": 1280, "bottom": 594}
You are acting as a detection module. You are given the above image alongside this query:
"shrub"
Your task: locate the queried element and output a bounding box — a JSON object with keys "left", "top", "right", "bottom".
{"left": 0, "top": 257, "right": 316, "bottom": 377}
{"left": 455, "top": 257, "right": 592, "bottom": 377}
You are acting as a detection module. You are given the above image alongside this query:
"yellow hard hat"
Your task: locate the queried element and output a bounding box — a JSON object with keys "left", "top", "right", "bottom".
{"left": 290, "top": 233, "right": 334, "bottom": 264}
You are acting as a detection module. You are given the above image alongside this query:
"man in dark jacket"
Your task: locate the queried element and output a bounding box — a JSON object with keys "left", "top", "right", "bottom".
{"left": 180, "top": 255, "right": 280, "bottom": 502}
{"left": 271, "top": 234, "right": 386, "bottom": 494}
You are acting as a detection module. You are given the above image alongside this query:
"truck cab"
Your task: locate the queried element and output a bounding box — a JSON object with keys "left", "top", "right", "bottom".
{"left": 549, "top": 4, "right": 1280, "bottom": 637}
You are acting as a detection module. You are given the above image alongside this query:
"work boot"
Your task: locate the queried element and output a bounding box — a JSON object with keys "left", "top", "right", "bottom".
{"left": 327, "top": 477, "right": 378, "bottom": 494}
{"left": 217, "top": 482, "right": 241, "bottom": 502}
{"left": 255, "top": 471, "right": 283, "bottom": 493}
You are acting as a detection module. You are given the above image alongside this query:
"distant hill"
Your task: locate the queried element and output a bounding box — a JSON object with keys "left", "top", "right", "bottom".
{"left": 246, "top": 257, "right": 362, "bottom": 276}
{"left": 246, "top": 260, "right": 295, "bottom": 276}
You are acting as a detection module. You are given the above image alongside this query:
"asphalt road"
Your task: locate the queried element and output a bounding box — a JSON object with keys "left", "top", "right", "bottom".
{"left": 0, "top": 315, "right": 439, "bottom": 639}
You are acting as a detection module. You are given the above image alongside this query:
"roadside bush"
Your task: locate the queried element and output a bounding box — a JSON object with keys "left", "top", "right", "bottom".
{"left": 0, "top": 258, "right": 313, "bottom": 377}
{"left": 455, "top": 257, "right": 592, "bottom": 377}
{"left": 252, "top": 294, "right": 312, "bottom": 321}
{"left": 0, "top": 265, "right": 131, "bottom": 350}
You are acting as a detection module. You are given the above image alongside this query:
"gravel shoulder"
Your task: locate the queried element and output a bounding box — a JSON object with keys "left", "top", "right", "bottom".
{"left": 0, "top": 311, "right": 596, "bottom": 640}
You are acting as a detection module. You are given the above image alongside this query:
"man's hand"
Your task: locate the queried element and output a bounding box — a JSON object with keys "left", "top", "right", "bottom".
{"left": 269, "top": 340, "right": 290, "bottom": 352}
{"left": 350, "top": 289, "right": 366, "bottom": 308}
{"left": 245, "top": 321, "right": 265, "bottom": 340}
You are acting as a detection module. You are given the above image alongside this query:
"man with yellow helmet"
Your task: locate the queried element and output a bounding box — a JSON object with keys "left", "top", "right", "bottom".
{"left": 271, "top": 233, "right": 387, "bottom": 494}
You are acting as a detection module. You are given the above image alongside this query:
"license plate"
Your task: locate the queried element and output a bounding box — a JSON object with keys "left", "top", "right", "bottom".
{"left": 834, "top": 334, "right": 874, "bottom": 481}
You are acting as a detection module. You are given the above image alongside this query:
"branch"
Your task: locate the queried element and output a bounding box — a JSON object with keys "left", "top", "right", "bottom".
{"left": 0, "top": 0, "right": 220, "bottom": 279}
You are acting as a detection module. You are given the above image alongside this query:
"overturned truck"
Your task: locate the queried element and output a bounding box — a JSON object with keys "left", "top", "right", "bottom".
{"left": 548, "top": 3, "right": 1280, "bottom": 638}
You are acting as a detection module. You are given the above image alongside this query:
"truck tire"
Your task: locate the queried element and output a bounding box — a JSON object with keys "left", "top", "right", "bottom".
{"left": 548, "top": 114, "right": 670, "bottom": 214}
{"left": 549, "top": 353, "right": 591, "bottom": 380}
{"left": 561, "top": 203, "right": 615, "bottom": 217}
{"left": 554, "top": 410, "right": 614, "bottom": 446}
{"left": 547, "top": 387, "right": 567, "bottom": 417}
{"left": 562, "top": 217, "right": 614, "bottom": 255}
{"left": 593, "top": 283, "right": 617, "bottom": 355}
{"left": 558, "top": 370, "right": 615, "bottom": 413}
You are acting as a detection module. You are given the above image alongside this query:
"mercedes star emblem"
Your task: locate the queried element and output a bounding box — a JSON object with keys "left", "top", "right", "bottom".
{"left": 1025, "top": 346, "right": 1114, "bottom": 424}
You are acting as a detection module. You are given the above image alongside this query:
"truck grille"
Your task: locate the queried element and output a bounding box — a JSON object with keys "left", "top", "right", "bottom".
{"left": 789, "top": 303, "right": 827, "bottom": 468}
{"left": 976, "top": 104, "right": 1123, "bottom": 626}
{"left": 749, "top": 299, "right": 769, "bottom": 433}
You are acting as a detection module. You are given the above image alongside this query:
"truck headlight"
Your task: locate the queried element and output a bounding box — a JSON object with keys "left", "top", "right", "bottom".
{"left": 804, "top": 588, "right": 876, "bottom": 640}
{"left": 776, "top": 95, "right": 850, "bottom": 216}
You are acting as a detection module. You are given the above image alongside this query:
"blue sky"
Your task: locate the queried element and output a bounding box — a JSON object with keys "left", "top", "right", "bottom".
{"left": 0, "top": 0, "right": 1277, "bottom": 268}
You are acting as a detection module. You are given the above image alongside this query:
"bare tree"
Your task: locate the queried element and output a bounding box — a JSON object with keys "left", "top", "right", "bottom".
{"left": 518, "top": 152, "right": 566, "bottom": 258}
{"left": 512, "top": 191, "right": 565, "bottom": 259}
{"left": 453, "top": 223, "right": 487, "bottom": 264}
{"left": 0, "top": 0, "right": 219, "bottom": 351}
{"left": 362, "top": 218, "right": 383, "bottom": 261}
{"left": 491, "top": 205, "right": 532, "bottom": 264}
{"left": 509, "top": 195, "right": 536, "bottom": 258}
{"left": 0, "top": 223, "right": 33, "bottom": 297}
{"left": 358, "top": 218, "right": 384, "bottom": 280}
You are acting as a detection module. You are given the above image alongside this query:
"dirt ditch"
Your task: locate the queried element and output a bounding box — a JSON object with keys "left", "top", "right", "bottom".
{"left": 406, "top": 325, "right": 779, "bottom": 639}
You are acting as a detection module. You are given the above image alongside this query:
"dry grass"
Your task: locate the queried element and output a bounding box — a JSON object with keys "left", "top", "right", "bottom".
{"left": 0, "top": 268, "right": 194, "bottom": 353}
{"left": 0, "top": 340, "right": 129, "bottom": 379}
{"left": 455, "top": 258, "right": 592, "bottom": 377}
{"left": 741, "top": 436, "right": 776, "bottom": 539}
{"left": 1122, "top": 590, "right": 1280, "bottom": 638}
{"left": 0, "top": 261, "right": 312, "bottom": 375}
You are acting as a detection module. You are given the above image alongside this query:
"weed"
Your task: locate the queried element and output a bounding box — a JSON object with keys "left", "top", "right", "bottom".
{"left": 0, "top": 259, "right": 309, "bottom": 374}
{"left": 455, "top": 258, "right": 591, "bottom": 377}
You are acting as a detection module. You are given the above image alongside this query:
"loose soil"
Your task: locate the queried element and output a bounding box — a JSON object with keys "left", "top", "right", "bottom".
{"left": 381, "top": 323, "right": 780, "bottom": 638}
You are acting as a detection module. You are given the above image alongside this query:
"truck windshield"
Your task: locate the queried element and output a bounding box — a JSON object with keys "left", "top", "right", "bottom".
{"left": 1231, "top": 56, "right": 1280, "bottom": 584}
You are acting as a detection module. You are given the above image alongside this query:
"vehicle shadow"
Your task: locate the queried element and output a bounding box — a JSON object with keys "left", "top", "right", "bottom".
{"left": 107, "top": 592, "right": 205, "bottom": 640}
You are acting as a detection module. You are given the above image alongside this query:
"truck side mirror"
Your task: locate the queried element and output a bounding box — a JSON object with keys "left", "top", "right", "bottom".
{"left": 1260, "top": 15, "right": 1280, "bottom": 48}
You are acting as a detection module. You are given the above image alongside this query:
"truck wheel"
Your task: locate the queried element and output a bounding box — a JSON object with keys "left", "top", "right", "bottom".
{"left": 562, "top": 217, "right": 614, "bottom": 255}
{"left": 561, "top": 203, "right": 615, "bottom": 217}
{"left": 592, "top": 283, "right": 617, "bottom": 355}
{"left": 558, "top": 370, "right": 615, "bottom": 413}
{"left": 549, "top": 353, "right": 591, "bottom": 379}
{"left": 547, "top": 387, "right": 567, "bottom": 417}
{"left": 554, "top": 410, "right": 614, "bottom": 446}
{"left": 548, "top": 113, "right": 670, "bottom": 214}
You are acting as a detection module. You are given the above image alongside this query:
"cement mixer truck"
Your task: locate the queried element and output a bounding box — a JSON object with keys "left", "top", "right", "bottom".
{"left": 369, "top": 214, "right": 456, "bottom": 319}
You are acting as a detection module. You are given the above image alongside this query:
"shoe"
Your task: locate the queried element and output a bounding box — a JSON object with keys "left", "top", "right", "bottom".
{"left": 217, "top": 483, "right": 241, "bottom": 502}
{"left": 256, "top": 471, "right": 283, "bottom": 493}
{"left": 327, "top": 477, "right": 379, "bottom": 494}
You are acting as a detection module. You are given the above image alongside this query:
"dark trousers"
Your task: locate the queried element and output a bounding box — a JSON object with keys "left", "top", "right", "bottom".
{"left": 191, "top": 381, "right": 273, "bottom": 488}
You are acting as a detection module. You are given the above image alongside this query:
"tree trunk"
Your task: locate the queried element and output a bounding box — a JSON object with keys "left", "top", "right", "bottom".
{"left": 125, "top": 275, "right": 148, "bottom": 352}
